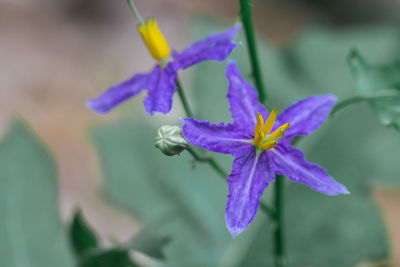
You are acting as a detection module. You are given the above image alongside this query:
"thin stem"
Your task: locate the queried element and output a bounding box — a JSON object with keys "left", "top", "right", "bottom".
{"left": 260, "top": 201, "right": 275, "bottom": 218}
{"left": 187, "top": 147, "right": 226, "bottom": 178}
{"left": 176, "top": 79, "right": 194, "bottom": 118}
{"left": 239, "top": 0, "right": 267, "bottom": 103}
{"left": 331, "top": 90, "right": 400, "bottom": 116}
{"left": 273, "top": 175, "right": 285, "bottom": 267}
{"left": 187, "top": 147, "right": 274, "bottom": 218}
{"left": 126, "top": 0, "right": 145, "bottom": 25}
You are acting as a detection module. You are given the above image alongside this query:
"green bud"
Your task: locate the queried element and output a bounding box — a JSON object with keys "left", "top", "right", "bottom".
{"left": 154, "top": 125, "right": 189, "bottom": 156}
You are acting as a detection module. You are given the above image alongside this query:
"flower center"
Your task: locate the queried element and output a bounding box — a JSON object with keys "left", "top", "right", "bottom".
{"left": 137, "top": 18, "right": 171, "bottom": 61}
{"left": 253, "top": 108, "right": 290, "bottom": 150}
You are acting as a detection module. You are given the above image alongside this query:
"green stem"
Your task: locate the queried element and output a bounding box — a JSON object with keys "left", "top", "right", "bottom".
{"left": 331, "top": 90, "right": 400, "bottom": 116}
{"left": 187, "top": 147, "right": 274, "bottom": 218}
{"left": 126, "top": 0, "right": 145, "bottom": 25}
{"left": 273, "top": 175, "right": 285, "bottom": 267}
{"left": 187, "top": 147, "right": 226, "bottom": 178}
{"left": 176, "top": 79, "right": 194, "bottom": 118}
{"left": 239, "top": 0, "right": 267, "bottom": 103}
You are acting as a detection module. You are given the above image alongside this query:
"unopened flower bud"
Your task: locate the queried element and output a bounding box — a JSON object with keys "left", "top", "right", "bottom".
{"left": 155, "top": 125, "right": 188, "bottom": 156}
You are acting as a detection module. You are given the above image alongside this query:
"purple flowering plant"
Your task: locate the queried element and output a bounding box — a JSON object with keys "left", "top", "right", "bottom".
{"left": 182, "top": 61, "right": 349, "bottom": 237}
{"left": 83, "top": 0, "right": 381, "bottom": 265}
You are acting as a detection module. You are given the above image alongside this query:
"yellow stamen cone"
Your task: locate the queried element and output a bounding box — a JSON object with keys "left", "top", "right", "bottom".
{"left": 263, "top": 108, "right": 277, "bottom": 135}
{"left": 254, "top": 112, "right": 264, "bottom": 136}
{"left": 138, "top": 19, "right": 170, "bottom": 61}
{"left": 262, "top": 141, "right": 278, "bottom": 150}
{"left": 269, "top": 123, "right": 291, "bottom": 139}
{"left": 254, "top": 131, "right": 264, "bottom": 147}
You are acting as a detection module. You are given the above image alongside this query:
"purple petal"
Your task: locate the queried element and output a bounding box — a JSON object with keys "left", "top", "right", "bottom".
{"left": 226, "top": 150, "right": 275, "bottom": 237}
{"left": 86, "top": 66, "right": 159, "bottom": 115}
{"left": 271, "top": 145, "right": 349, "bottom": 195}
{"left": 226, "top": 60, "right": 269, "bottom": 130}
{"left": 143, "top": 63, "right": 178, "bottom": 115}
{"left": 172, "top": 23, "right": 241, "bottom": 70}
{"left": 182, "top": 118, "right": 253, "bottom": 157}
{"left": 277, "top": 95, "right": 337, "bottom": 142}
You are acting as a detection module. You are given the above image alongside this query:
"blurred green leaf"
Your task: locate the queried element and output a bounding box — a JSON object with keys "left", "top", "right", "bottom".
{"left": 69, "top": 209, "right": 99, "bottom": 258}
{"left": 78, "top": 249, "right": 136, "bottom": 267}
{"left": 89, "top": 18, "right": 400, "bottom": 266}
{"left": 0, "top": 118, "right": 73, "bottom": 267}
{"left": 91, "top": 123, "right": 234, "bottom": 266}
{"left": 129, "top": 230, "right": 171, "bottom": 260}
{"left": 347, "top": 49, "right": 400, "bottom": 131}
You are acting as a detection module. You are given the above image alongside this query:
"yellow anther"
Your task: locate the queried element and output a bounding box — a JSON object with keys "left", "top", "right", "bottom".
{"left": 263, "top": 108, "right": 277, "bottom": 135}
{"left": 254, "top": 112, "right": 264, "bottom": 136}
{"left": 261, "top": 141, "right": 278, "bottom": 150}
{"left": 138, "top": 19, "right": 170, "bottom": 61}
{"left": 269, "top": 123, "right": 291, "bottom": 139}
{"left": 254, "top": 131, "right": 264, "bottom": 147}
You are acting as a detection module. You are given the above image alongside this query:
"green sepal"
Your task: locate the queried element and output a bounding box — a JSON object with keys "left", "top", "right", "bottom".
{"left": 69, "top": 209, "right": 99, "bottom": 258}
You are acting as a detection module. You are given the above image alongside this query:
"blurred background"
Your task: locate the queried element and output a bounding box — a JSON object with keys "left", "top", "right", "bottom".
{"left": 1, "top": 0, "right": 400, "bottom": 266}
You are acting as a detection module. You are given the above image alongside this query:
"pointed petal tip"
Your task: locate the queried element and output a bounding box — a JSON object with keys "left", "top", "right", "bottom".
{"left": 340, "top": 186, "right": 350, "bottom": 195}
{"left": 332, "top": 181, "right": 350, "bottom": 195}
{"left": 231, "top": 22, "right": 242, "bottom": 34}
{"left": 228, "top": 226, "right": 245, "bottom": 238}
{"left": 86, "top": 99, "right": 107, "bottom": 115}
{"left": 325, "top": 184, "right": 350, "bottom": 196}
{"left": 325, "top": 93, "right": 338, "bottom": 104}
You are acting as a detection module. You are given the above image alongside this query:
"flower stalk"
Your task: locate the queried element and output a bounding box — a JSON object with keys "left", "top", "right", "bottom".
{"left": 126, "top": 0, "right": 144, "bottom": 25}
{"left": 176, "top": 79, "right": 194, "bottom": 118}
{"left": 331, "top": 89, "right": 400, "bottom": 116}
{"left": 274, "top": 175, "right": 285, "bottom": 267}
{"left": 239, "top": 0, "right": 267, "bottom": 103}
{"left": 240, "top": 0, "right": 285, "bottom": 263}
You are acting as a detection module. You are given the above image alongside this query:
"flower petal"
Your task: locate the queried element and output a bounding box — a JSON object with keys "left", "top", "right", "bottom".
{"left": 143, "top": 64, "right": 178, "bottom": 115}
{"left": 226, "top": 60, "right": 269, "bottom": 130}
{"left": 172, "top": 23, "right": 241, "bottom": 70}
{"left": 182, "top": 118, "right": 253, "bottom": 157}
{"left": 277, "top": 94, "right": 337, "bottom": 142}
{"left": 86, "top": 67, "right": 160, "bottom": 115}
{"left": 226, "top": 150, "right": 275, "bottom": 237}
{"left": 271, "top": 145, "right": 349, "bottom": 195}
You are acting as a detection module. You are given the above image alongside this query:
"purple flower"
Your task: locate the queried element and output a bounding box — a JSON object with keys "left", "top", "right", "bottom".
{"left": 182, "top": 61, "right": 349, "bottom": 237}
{"left": 87, "top": 21, "right": 241, "bottom": 116}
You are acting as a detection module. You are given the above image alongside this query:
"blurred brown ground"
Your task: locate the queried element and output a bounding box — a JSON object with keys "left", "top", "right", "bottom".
{"left": 0, "top": 0, "right": 399, "bottom": 265}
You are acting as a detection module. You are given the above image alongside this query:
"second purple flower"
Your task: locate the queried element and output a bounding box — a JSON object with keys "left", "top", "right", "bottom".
{"left": 87, "top": 20, "right": 241, "bottom": 116}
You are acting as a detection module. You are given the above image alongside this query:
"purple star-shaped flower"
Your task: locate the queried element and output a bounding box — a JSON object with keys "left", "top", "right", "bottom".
{"left": 87, "top": 23, "right": 241, "bottom": 116}
{"left": 182, "top": 60, "right": 349, "bottom": 237}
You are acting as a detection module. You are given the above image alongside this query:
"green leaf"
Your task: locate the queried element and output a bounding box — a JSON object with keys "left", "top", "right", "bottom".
{"left": 129, "top": 230, "right": 171, "bottom": 260}
{"left": 69, "top": 209, "right": 99, "bottom": 258}
{"left": 90, "top": 123, "right": 233, "bottom": 266}
{"left": 348, "top": 49, "right": 400, "bottom": 130}
{"left": 0, "top": 118, "right": 74, "bottom": 267}
{"left": 78, "top": 249, "right": 136, "bottom": 267}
